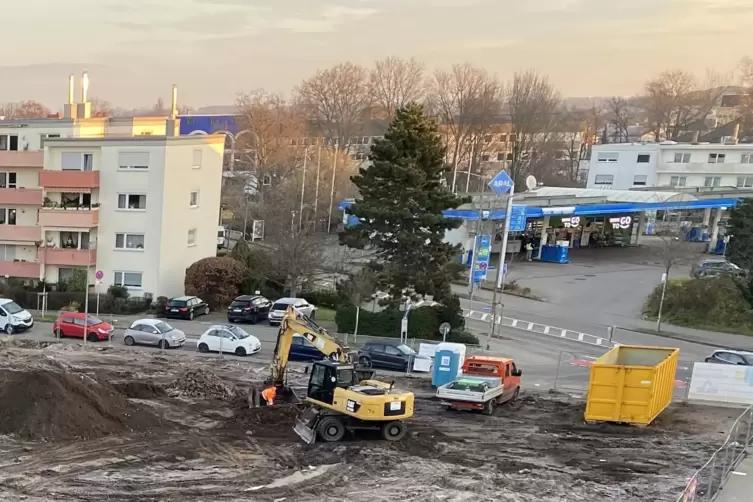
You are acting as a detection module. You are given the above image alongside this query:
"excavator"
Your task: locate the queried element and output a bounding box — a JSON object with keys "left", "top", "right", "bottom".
{"left": 256, "top": 306, "right": 415, "bottom": 445}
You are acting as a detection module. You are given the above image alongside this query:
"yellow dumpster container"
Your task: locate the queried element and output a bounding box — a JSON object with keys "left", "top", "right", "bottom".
{"left": 584, "top": 345, "right": 679, "bottom": 426}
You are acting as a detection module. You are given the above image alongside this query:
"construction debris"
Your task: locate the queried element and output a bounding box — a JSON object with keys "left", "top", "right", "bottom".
{"left": 168, "top": 368, "right": 236, "bottom": 400}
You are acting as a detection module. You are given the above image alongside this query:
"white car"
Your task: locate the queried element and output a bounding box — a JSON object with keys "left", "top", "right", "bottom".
{"left": 0, "top": 298, "right": 33, "bottom": 334}
{"left": 197, "top": 324, "right": 261, "bottom": 357}
{"left": 268, "top": 297, "right": 317, "bottom": 326}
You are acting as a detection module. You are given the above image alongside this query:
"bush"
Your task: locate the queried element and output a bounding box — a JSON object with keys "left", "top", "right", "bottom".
{"left": 335, "top": 305, "right": 477, "bottom": 344}
{"left": 300, "top": 290, "right": 346, "bottom": 310}
{"left": 644, "top": 277, "right": 753, "bottom": 332}
{"left": 185, "top": 256, "right": 249, "bottom": 309}
{"left": 107, "top": 284, "right": 129, "bottom": 299}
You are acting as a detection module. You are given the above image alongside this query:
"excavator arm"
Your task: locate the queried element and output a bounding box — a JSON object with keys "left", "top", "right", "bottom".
{"left": 269, "top": 306, "right": 351, "bottom": 386}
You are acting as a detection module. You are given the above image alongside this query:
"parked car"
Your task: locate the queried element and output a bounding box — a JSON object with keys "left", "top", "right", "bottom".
{"left": 227, "top": 295, "right": 272, "bottom": 324}
{"left": 268, "top": 297, "right": 317, "bottom": 326}
{"left": 691, "top": 259, "right": 746, "bottom": 279}
{"left": 0, "top": 298, "right": 33, "bottom": 334}
{"left": 123, "top": 319, "right": 186, "bottom": 349}
{"left": 52, "top": 312, "right": 114, "bottom": 342}
{"left": 290, "top": 334, "right": 325, "bottom": 362}
{"left": 164, "top": 296, "right": 210, "bottom": 320}
{"left": 705, "top": 350, "right": 753, "bottom": 366}
{"left": 357, "top": 341, "right": 431, "bottom": 372}
{"left": 196, "top": 324, "right": 261, "bottom": 357}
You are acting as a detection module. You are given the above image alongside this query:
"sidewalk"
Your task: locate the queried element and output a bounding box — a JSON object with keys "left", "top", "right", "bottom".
{"left": 455, "top": 284, "right": 753, "bottom": 351}
{"left": 717, "top": 453, "right": 753, "bottom": 502}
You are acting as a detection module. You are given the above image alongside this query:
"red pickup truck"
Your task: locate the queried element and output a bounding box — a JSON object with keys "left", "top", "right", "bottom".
{"left": 436, "top": 356, "right": 522, "bottom": 415}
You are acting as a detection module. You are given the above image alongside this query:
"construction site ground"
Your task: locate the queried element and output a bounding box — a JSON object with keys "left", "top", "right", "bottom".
{"left": 0, "top": 339, "right": 738, "bottom": 502}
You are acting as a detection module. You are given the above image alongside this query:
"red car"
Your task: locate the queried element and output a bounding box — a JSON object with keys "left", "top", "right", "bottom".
{"left": 52, "top": 312, "right": 115, "bottom": 342}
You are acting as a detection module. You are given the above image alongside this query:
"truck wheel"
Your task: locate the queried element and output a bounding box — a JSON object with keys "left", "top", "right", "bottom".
{"left": 317, "top": 416, "right": 345, "bottom": 442}
{"left": 381, "top": 421, "right": 407, "bottom": 441}
{"left": 483, "top": 399, "right": 496, "bottom": 416}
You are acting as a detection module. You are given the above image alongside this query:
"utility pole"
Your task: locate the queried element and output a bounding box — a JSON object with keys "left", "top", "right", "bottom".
{"left": 327, "top": 141, "right": 339, "bottom": 233}
{"left": 465, "top": 139, "right": 476, "bottom": 193}
{"left": 299, "top": 146, "right": 308, "bottom": 231}
{"left": 486, "top": 184, "right": 515, "bottom": 351}
{"left": 314, "top": 143, "right": 322, "bottom": 223}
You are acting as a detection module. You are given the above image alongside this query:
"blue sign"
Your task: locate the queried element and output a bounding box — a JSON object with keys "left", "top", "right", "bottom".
{"left": 473, "top": 235, "right": 492, "bottom": 283}
{"left": 508, "top": 205, "right": 527, "bottom": 232}
{"left": 503, "top": 263, "right": 508, "bottom": 277}
{"left": 488, "top": 170, "right": 514, "bottom": 195}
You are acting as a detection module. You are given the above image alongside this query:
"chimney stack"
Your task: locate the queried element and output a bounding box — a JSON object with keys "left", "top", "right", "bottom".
{"left": 692, "top": 131, "right": 700, "bottom": 144}
{"left": 81, "top": 71, "right": 89, "bottom": 103}
{"left": 68, "top": 74, "right": 75, "bottom": 105}
{"left": 170, "top": 85, "right": 178, "bottom": 120}
{"left": 77, "top": 71, "right": 92, "bottom": 119}
{"left": 733, "top": 123, "right": 741, "bottom": 144}
{"left": 64, "top": 74, "right": 78, "bottom": 119}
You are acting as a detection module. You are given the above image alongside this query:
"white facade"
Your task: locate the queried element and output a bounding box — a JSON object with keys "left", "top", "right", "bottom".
{"left": 586, "top": 143, "right": 753, "bottom": 191}
{"left": 42, "top": 136, "right": 224, "bottom": 298}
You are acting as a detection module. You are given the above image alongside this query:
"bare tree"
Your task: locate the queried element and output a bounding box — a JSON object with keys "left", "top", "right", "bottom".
{"left": 295, "top": 62, "right": 372, "bottom": 143}
{"left": 370, "top": 57, "right": 426, "bottom": 117}
{"left": 0, "top": 100, "right": 51, "bottom": 119}
{"left": 558, "top": 108, "right": 589, "bottom": 183}
{"left": 642, "top": 69, "right": 729, "bottom": 141}
{"left": 427, "top": 63, "right": 502, "bottom": 191}
{"left": 606, "top": 97, "right": 634, "bottom": 143}
{"left": 505, "top": 71, "right": 561, "bottom": 185}
{"left": 236, "top": 90, "right": 307, "bottom": 186}
{"left": 90, "top": 98, "right": 113, "bottom": 117}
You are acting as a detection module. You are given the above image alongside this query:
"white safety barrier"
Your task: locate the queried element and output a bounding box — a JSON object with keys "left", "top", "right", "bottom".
{"left": 687, "top": 362, "right": 753, "bottom": 405}
{"left": 462, "top": 308, "right": 618, "bottom": 348}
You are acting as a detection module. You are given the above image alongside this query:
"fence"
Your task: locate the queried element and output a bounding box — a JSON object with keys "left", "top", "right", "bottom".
{"left": 675, "top": 405, "right": 753, "bottom": 502}
{"left": 553, "top": 351, "right": 595, "bottom": 397}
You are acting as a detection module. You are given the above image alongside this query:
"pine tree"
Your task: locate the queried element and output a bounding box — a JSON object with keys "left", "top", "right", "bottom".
{"left": 339, "top": 104, "right": 468, "bottom": 308}
{"left": 727, "top": 200, "right": 753, "bottom": 273}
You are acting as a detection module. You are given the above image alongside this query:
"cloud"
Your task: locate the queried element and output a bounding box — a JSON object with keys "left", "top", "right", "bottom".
{"left": 107, "top": 6, "right": 266, "bottom": 35}
{"left": 275, "top": 4, "right": 379, "bottom": 33}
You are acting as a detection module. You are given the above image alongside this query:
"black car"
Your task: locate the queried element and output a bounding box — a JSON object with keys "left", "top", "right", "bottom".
{"left": 227, "top": 295, "right": 272, "bottom": 324}
{"left": 357, "top": 341, "right": 431, "bottom": 372}
{"left": 164, "top": 296, "right": 210, "bottom": 320}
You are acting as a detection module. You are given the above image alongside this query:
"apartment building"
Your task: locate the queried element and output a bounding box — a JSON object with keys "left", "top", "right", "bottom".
{"left": 586, "top": 142, "right": 753, "bottom": 191}
{"left": 0, "top": 73, "right": 225, "bottom": 297}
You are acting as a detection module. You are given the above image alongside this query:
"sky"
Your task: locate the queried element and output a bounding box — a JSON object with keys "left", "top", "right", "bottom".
{"left": 1, "top": 0, "right": 752, "bottom": 110}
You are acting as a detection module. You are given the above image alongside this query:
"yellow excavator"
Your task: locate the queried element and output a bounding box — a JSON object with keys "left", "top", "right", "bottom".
{"left": 260, "top": 306, "right": 415, "bottom": 444}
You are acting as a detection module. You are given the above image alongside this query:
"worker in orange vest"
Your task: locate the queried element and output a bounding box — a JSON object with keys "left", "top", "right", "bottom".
{"left": 261, "top": 386, "right": 277, "bottom": 406}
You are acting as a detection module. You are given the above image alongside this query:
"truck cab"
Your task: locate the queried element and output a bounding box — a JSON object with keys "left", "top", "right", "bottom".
{"left": 436, "top": 356, "right": 522, "bottom": 415}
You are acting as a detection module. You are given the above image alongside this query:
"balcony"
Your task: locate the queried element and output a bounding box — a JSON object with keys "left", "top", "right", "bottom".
{"left": 0, "top": 225, "right": 41, "bottom": 243}
{"left": 41, "top": 247, "right": 96, "bottom": 267}
{"left": 39, "top": 170, "right": 100, "bottom": 191}
{"left": 0, "top": 151, "right": 43, "bottom": 168}
{"left": 0, "top": 260, "right": 41, "bottom": 279}
{"left": 0, "top": 188, "right": 43, "bottom": 206}
{"left": 38, "top": 207, "right": 99, "bottom": 228}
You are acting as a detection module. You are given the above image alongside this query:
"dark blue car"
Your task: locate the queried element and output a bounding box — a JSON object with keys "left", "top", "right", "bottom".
{"left": 289, "top": 334, "right": 325, "bottom": 361}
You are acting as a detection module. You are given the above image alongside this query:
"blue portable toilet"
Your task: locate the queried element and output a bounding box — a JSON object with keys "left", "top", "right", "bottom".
{"left": 431, "top": 342, "right": 466, "bottom": 388}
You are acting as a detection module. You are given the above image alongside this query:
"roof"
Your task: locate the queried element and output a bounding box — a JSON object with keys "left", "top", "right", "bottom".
{"left": 527, "top": 187, "right": 697, "bottom": 204}
{"left": 274, "top": 297, "right": 302, "bottom": 304}
{"left": 170, "top": 296, "right": 195, "bottom": 301}
{"left": 134, "top": 319, "right": 168, "bottom": 326}
{"left": 234, "top": 295, "right": 264, "bottom": 301}
{"left": 466, "top": 356, "right": 512, "bottom": 364}
{"left": 0, "top": 298, "right": 14, "bottom": 306}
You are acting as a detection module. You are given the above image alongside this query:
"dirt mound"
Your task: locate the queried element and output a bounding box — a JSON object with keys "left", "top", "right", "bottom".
{"left": 114, "top": 381, "right": 166, "bottom": 399}
{"left": 0, "top": 369, "right": 163, "bottom": 441}
{"left": 168, "top": 368, "right": 235, "bottom": 400}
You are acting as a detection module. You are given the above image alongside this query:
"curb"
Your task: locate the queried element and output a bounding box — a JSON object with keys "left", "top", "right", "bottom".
{"left": 614, "top": 326, "right": 752, "bottom": 352}
{"left": 462, "top": 308, "right": 618, "bottom": 349}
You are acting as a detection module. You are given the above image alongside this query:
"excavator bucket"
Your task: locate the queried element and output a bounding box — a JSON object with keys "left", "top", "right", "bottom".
{"left": 293, "top": 407, "right": 319, "bottom": 445}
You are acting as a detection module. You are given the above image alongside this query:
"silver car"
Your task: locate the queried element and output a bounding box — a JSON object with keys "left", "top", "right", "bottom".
{"left": 268, "top": 297, "right": 317, "bottom": 326}
{"left": 123, "top": 319, "right": 186, "bottom": 349}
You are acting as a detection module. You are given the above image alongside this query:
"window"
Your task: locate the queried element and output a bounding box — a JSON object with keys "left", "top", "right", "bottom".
{"left": 0, "top": 135, "right": 18, "bottom": 151}
{"left": 633, "top": 175, "right": 647, "bottom": 186}
{"left": 187, "top": 228, "right": 196, "bottom": 246}
{"left": 61, "top": 152, "right": 93, "bottom": 171}
{"left": 117, "top": 193, "right": 147, "bottom": 210}
{"left": 497, "top": 153, "right": 506, "bottom": 161}
{"left": 189, "top": 190, "right": 199, "bottom": 208}
{"left": 704, "top": 176, "right": 721, "bottom": 187}
{"left": 484, "top": 135, "right": 492, "bottom": 143}
{"left": 596, "top": 152, "right": 619, "bottom": 162}
{"left": 0, "top": 172, "right": 17, "bottom": 188}
{"left": 481, "top": 154, "right": 490, "bottom": 162}
{"left": 709, "top": 153, "right": 726, "bottom": 164}
{"left": 670, "top": 176, "right": 687, "bottom": 187}
{"left": 742, "top": 153, "right": 753, "bottom": 164}
{"left": 113, "top": 271, "right": 143, "bottom": 289}
{"left": 118, "top": 151, "right": 149, "bottom": 170}
{"left": 637, "top": 154, "right": 651, "bottom": 163}
{"left": 115, "top": 233, "right": 145, "bottom": 250}
{"left": 0, "top": 208, "right": 17, "bottom": 225}
{"left": 500, "top": 134, "right": 508, "bottom": 143}
{"left": 384, "top": 346, "right": 401, "bottom": 356}
{"left": 737, "top": 177, "right": 753, "bottom": 188}
{"left": 673, "top": 152, "right": 691, "bottom": 163}
{"left": 192, "top": 149, "right": 202, "bottom": 169}
{"left": 593, "top": 174, "right": 614, "bottom": 185}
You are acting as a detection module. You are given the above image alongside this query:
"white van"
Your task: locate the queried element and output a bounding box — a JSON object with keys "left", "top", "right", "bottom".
{"left": 217, "top": 226, "right": 227, "bottom": 249}
{"left": 0, "top": 298, "right": 34, "bottom": 334}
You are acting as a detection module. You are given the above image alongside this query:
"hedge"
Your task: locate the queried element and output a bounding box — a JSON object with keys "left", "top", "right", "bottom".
{"left": 335, "top": 305, "right": 479, "bottom": 345}
{"left": 300, "top": 290, "right": 346, "bottom": 310}
{"left": 5, "top": 290, "right": 151, "bottom": 315}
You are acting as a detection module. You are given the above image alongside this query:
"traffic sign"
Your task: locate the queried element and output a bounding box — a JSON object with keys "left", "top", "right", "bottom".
{"left": 95, "top": 270, "right": 103, "bottom": 281}
{"left": 439, "top": 322, "right": 451, "bottom": 336}
{"left": 472, "top": 235, "right": 492, "bottom": 283}
{"left": 488, "top": 170, "right": 514, "bottom": 195}
{"left": 503, "top": 263, "right": 508, "bottom": 277}
{"left": 508, "top": 205, "right": 527, "bottom": 232}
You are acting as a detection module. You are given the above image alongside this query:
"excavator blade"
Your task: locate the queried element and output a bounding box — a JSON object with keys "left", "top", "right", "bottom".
{"left": 293, "top": 407, "right": 319, "bottom": 445}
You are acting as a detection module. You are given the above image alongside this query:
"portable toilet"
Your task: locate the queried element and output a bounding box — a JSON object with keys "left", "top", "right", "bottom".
{"left": 431, "top": 342, "right": 467, "bottom": 388}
